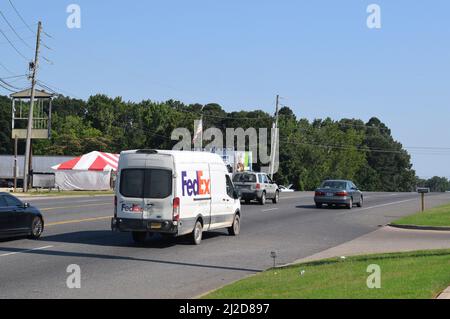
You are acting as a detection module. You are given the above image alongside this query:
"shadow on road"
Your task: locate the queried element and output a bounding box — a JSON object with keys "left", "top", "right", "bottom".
{"left": 0, "top": 229, "right": 230, "bottom": 248}
{"left": 0, "top": 233, "right": 262, "bottom": 273}
{"left": 296, "top": 205, "right": 349, "bottom": 210}
{"left": 21, "top": 230, "right": 229, "bottom": 249}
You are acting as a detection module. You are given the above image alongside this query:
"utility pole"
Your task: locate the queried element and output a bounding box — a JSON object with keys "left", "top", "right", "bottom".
{"left": 270, "top": 95, "right": 280, "bottom": 180}
{"left": 13, "top": 135, "right": 18, "bottom": 192}
{"left": 23, "top": 21, "right": 42, "bottom": 193}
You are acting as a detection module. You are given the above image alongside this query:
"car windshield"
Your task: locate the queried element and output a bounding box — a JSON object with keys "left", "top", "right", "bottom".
{"left": 233, "top": 173, "right": 257, "bottom": 183}
{"left": 321, "top": 181, "right": 347, "bottom": 190}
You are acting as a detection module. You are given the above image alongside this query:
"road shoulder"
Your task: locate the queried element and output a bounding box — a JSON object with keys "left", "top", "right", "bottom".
{"left": 288, "top": 226, "right": 450, "bottom": 265}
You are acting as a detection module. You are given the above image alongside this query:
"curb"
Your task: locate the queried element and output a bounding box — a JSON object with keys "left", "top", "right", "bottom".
{"left": 388, "top": 224, "right": 450, "bottom": 232}
{"left": 437, "top": 287, "right": 450, "bottom": 299}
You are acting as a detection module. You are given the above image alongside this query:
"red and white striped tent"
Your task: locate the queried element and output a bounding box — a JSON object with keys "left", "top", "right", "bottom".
{"left": 52, "top": 151, "right": 119, "bottom": 191}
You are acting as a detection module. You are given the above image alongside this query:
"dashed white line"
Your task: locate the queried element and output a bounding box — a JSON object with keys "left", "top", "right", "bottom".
{"left": 261, "top": 208, "right": 279, "bottom": 213}
{"left": 0, "top": 245, "right": 54, "bottom": 257}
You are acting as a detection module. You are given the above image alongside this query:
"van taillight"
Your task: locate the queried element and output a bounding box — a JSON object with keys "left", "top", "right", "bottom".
{"left": 173, "top": 197, "right": 180, "bottom": 221}
{"left": 256, "top": 184, "right": 261, "bottom": 190}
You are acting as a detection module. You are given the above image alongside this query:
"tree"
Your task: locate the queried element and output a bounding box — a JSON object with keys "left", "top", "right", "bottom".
{"left": 0, "top": 94, "right": 421, "bottom": 192}
{"left": 424, "top": 176, "right": 450, "bottom": 193}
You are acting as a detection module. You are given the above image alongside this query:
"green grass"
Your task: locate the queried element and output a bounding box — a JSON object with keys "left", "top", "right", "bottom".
{"left": 203, "top": 250, "right": 450, "bottom": 299}
{"left": 392, "top": 203, "right": 450, "bottom": 227}
{"left": 12, "top": 190, "right": 114, "bottom": 197}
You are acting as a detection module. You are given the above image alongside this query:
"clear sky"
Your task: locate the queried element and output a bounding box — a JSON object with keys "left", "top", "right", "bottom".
{"left": 1, "top": 0, "right": 449, "bottom": 178}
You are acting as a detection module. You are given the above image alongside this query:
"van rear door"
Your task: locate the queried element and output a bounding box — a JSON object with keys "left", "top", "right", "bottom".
{"left": 118, "top": 169, "right": 146, "bottom": 220}
{"left": 142, "top": 167, "right": 173, "bottom": 222}
{"left": 118, "top": 167, "right": 173, "bottom": 221}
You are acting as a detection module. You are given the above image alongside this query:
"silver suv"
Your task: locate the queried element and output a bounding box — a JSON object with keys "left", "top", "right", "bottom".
{"left": 233, "top": 172, "right": 280, "bottom": 205}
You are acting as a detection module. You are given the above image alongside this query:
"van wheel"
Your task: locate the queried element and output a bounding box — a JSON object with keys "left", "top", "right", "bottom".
{"left": 272, "top": 191, "right": 280, "bottom": 204}
{"left": 191, "top": 220, "right": 203, "bottom": 245}
{"left": 228, "top": 214, "right": 241, "bottom": 236}
{"left": 132, "top": 232, "right": 147, "bottom": 243}
{"left": 259, "top": 192, "right": 266, "bottom": 205}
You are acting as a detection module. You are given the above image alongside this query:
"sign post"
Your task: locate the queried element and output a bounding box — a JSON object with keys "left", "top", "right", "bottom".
{"left": 417, "top": 188, "right": 430, "bottom": 212}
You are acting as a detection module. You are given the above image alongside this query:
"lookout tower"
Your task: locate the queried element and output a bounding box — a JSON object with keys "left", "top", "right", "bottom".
{"left": 11, "top": 88, "right": 54, "bottom": 139}
{"left": 10, "top": 88, "right": 54, "bottom": 190}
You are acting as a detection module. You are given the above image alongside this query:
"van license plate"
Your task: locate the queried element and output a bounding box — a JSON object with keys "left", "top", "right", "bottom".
{"left": 151, "top": 223, "right": 162, "bottom": 230}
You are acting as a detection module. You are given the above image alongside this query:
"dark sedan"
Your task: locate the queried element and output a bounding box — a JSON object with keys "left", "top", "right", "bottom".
{"left": 0, "top": 193, "right": 44, "bottom": 240}
{"left": 314, "top": 180, "right": 363, "bottom": 209}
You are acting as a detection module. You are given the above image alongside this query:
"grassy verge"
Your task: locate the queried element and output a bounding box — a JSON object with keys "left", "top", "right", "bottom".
{"left": 392, "top": 203, "right": 450, "bottom": 227}
{"left": 203, "top": 250, "right": 450, "bottom": 299}
{"left": 11, "top": 190, "right": 114, "bottom": 197}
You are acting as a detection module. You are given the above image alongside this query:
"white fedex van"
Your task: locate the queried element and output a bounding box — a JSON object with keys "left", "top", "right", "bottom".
{"left": 111, "top": 150, "right": 241, "bottom": 245}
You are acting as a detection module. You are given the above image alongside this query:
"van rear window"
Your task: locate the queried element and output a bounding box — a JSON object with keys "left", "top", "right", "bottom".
{"left": 120, "top": 169, "right": 172, "bottom": 198}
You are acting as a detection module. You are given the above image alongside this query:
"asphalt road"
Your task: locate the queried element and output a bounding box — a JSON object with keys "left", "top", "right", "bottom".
{"left": 0, "top": 192, "right": 449, "bottom": 299}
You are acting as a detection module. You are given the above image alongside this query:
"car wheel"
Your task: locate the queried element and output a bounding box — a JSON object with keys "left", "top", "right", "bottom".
{"left": 272, "top": 191, "right": 280, "bottom": 204}
{"left": 191, "top": 220, "right": 203, "bottom": 245}
{"left": 315, "top": 203, "right": 323, "bottom": 209}
{"left": 259, "top": 192, "right": 266, "bottom": 205}
{"left": 228, "top": 214, "right": 241, "bottom": 236}
{"left": 132, "top": 231, "right": 147, "bottom": 243}
{"left": 347, "top": 198, "right": 353, "bottom": 210}
{"left": 357, "top": 196, "right": 363, "bottom": 208}
{"left": 28, "top": 216, "right": 44, "bottom": 240}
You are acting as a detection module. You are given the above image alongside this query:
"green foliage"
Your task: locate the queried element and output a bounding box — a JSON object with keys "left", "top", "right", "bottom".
{"left": 417, "top": 176, "right": 450, "bottom": 193}
{"left": 0, "top": 94, "right": 428, "bottom": 192}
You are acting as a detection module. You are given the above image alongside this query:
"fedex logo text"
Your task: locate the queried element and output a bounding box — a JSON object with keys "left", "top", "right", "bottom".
{"left": 182, "top": 171, "right": 211, "bottom": 197}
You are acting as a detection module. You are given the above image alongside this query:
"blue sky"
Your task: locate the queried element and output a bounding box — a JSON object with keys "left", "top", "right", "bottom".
{"left": 1, "top": 0, "right": 450, "bottom": 178}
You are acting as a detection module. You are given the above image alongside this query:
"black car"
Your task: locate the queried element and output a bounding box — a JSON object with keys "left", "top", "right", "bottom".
{"left": 0, "top": 193, "right": 44, "bottom": 240}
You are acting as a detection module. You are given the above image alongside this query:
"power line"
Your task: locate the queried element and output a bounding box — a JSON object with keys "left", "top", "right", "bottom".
{"left": 7, "top": 0, "right": 35, "bottom": 35}
{"left": 0, "top": 61, "right": 14, "bottom": 74}
{"left": 0, "top": 81, "right": 15, "bottom": 92}
{"left": 36, "top": 80, "right": 81, "bottom": 99}
{"left": 0, "top": 27, "right": 29, "bottom": 60}
{"left": 0, "top": 78, "right": 25, "bottom": 91}
{"left": 6, "top": 0, "right": 54, "bottom": 58}
{"left": 0, "top": 74, "right": 27, "bottom": 80}
{"left": 0, "top": 10, "right": 33, "bottom": 50}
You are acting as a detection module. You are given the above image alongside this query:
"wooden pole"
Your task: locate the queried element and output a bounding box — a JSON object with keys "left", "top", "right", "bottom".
{"left": 13, "top": 136, "right": 18, "bottom": 192}
{"left": 421, "top": 193, "right": 425, "bottom": 212}
{"left": 23, "top": 21, "right": 42, "bottom": 192}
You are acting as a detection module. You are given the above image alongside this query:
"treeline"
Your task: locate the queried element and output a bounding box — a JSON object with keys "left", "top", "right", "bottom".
{"left": 417, "top": 176, "right": 450, "bottom": 193}
{"left": 0, "top": 93, "right": 435, "bottom": 192}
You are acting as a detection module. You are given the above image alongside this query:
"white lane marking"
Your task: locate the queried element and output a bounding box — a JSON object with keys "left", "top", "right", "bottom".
{"left": 0, "top": 245, "right": 54, "bottom": 257}
{"left": 340, "top": 199, "right": 417, "bottom": 215}
{"left": 359, "top": 199, "right": 417, "bottom": 211}
{"left": 262, "top": 208, "right": 279, "bottom": 213}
